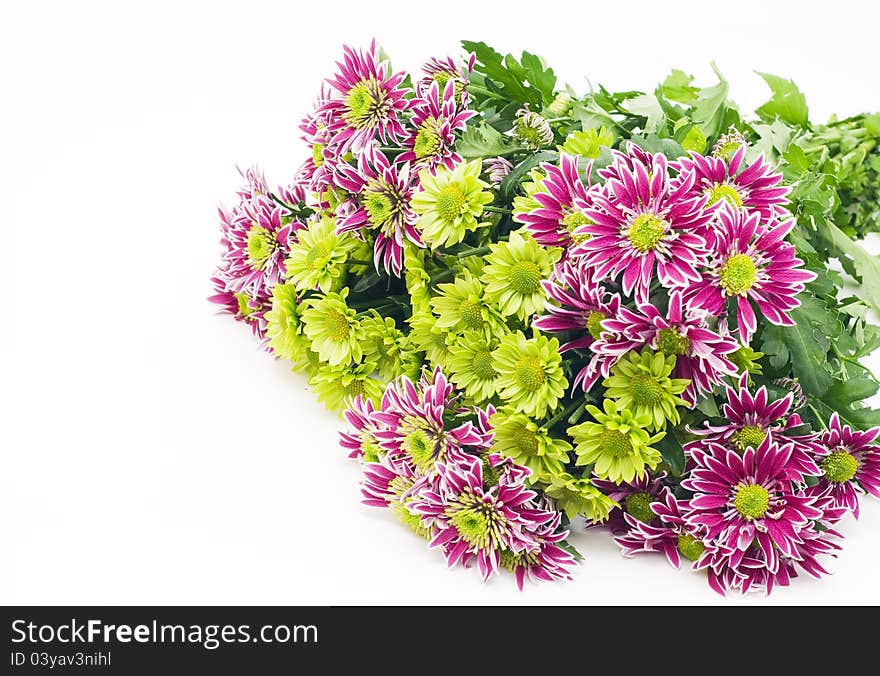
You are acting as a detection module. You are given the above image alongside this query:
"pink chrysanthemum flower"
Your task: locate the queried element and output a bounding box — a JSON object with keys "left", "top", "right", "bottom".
{"left": 675, "top": 145, "right": 791, "bottom": 222}
{"left": 591, "top": 471, "right": 669, "bottom": 535}
{"left": 340, "top": 394, "right": 387, "bottom": 460}
{"left": 411, "top": 453, "right": 553, "bottom": 582}
{"left": 683, "top": 438, "right": 823, "bottom": 576}
{"left": 685, "top": 372, "right": 821, "bottom": 479}
{"left": 501, "top": 499, "right": 576, "bottom": 590}
{"left": 335, "top": 145, "right": 422, "bottom": 275}
{"left": 807, "top": 413, "right": 880, "bottom": 518}
{"left": 208, "top": 275, "right": 269, "bottom": 340}
{"left": 614, "top": 492, "right": 715, "bottom": 569}
{"left": 571, "top": 144, "right": 712, "bottom": 303}
{"left": 484, "top": 157, "right": 513, "bottom": 187}
{"left": 515, "top": 153, "right": 595, "bottom": 247}
{"left": 320, "top": 41, "right": 412, "bottom": 153}
{"left": 417, "top": 53, "right": 476, "bottom": 107}
{"left": 598, "top": 291, "right": 739, "bottom": 405}
{"left": 685, "top": 205, "right": 816, "bottom": 345}
{"left": 372, "top": 367, "right": 493, "bottom": 472}
{"left": 399, "top": 81, "right": 475, "bottom": 171}
{"left": 298, "top": 92, "right": 340, "bottom": 193}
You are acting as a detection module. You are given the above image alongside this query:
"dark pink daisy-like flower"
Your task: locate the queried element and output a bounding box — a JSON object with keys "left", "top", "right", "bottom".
{"left": 484, "top": 156, "right": 513, "bottom": 187}
{"left": 411, "top": 453, "right": 554, "bottom": 582}
{"left": 614, "top": 492, "right": 715, "bottom": 569}
{"left": 591, "top": 471, "right": 669, "bottom": 535}
{"left": 503, "top": 499, "right": 576, "bottom": 590}
{"left": 297, "top": 91, "right": 341, "bottom": 193}
{"left": 320, "top": 41, "right": 412, "bottom": 154}
{"left": 208, "top": 275, "right": 269, "bottom": 340}
{"left": 684, "top": 205, "right": 816, "bottom": 345}
{"left": 675, "top": 145, "right": 791, "bottom": 222}
{"left": 598, "top": 291, "right": 739, "bottom": 405}
{"left": 686, "top": 372, "right": 821, "bottom": 479}
{"left": 515, "top": 153, "right": 596, "bottom": 248}
{"left": 417, "top": 53, "right": 476, "bottom": 108}
{"left": 571, "top": 144, "right": 712, "bottom": 303}
{"left": 806, "top": 413, "right": 880, "bottom": 518}
{"left": 398, "top": 81, "right": 475, "bottom": 172}
{"left": 335, "top": 145, "right": 422, "bottom": 276}
{"left": 683, "top": 438, "right": 823, "bottom": 576}
{"left": 339, "top": 394, "right": 387, "bottom": 460}
{"left": 372, "top": 367, "right": 493, "bottom": 472}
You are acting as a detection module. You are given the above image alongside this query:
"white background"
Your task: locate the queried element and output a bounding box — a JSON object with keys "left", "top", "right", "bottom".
{"left": 2, "top": 0, "right": 879, "bottom": 605}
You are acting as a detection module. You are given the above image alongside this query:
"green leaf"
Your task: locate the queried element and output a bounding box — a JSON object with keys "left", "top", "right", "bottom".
{"left": 624, "top": 93, "right": 666, "bottom": 134}
{"left": 759, "top": 293, "right": 836, "bottom": 396}
{"left": 755, "top": 72, "right": 809, "bottom": 127}
{"left": 821, "top": 220, "right": 880, "bottom": 312}
{"left": 519, "top": 51, "right": 557, "bottom": 104}
{"left": 657, "top": 432, "right": 685, "bottom": 478}
{"left": 628, "top": 134, "right": 686, "bottom": 159}
{"left": 461, "top": 41, "right": 553, "bottom": 109}
{"left": 571, "top": 97, "right": 621, "bottom": 134}
{"left": 457, "top": 123, "right": 517, "bottom": 159}
{"left": 500, "top": 150, "right": 557, "bottom": 196}
{"left": 660, "top": 69, "right": 699, "bottom": 104}
{"left": 690, "top": 63, "right": 729, "bottom": 139}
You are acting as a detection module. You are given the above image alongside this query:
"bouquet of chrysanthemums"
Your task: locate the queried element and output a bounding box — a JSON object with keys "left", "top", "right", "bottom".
{"left": 210, "top": 41, "right": 880, "bottom": 595}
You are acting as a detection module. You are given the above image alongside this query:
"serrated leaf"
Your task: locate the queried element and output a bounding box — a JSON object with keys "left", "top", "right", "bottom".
{"left": 624, "top": 93, "right": 666, "bottom": 134}
{"left": 821, "top": 220, "right": 880, "bottom": 312}
{"left": 690, "top": 64, "right": 729, "bottom": 139}
{"left": 660, "top": 69, "right": 699, "bottom": 104}
{"left": 755, "top": 72, "right": 809, "bottom": 127}
{"left": 501, "top": 150, "right": 557, "bottom": 195}
{"left": 457, "top": 123, "right": 517, "bottom": 159}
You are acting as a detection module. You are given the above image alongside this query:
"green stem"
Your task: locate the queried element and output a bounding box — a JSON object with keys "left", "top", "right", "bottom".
{"left": 545, "top": 398, "right": 584, "bottom": 429}
{"left": 806, "top": 403, "right": 829, "bottom": 431}
{"left": 346, "top": 259, "right": 373, "bottom": 267}
{"left": 455, "top": 246, "right": 491, "bottom": 258}
{"left": 483, "top": 206, "right": 512, "bottom": 215}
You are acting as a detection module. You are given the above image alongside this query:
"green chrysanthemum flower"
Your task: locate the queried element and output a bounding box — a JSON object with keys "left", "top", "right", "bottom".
{"left": 284, "top": 214, "right": 357, "bottom": 293}
{"left": 309, "top": 359, "right": 383, "bottom": 413}
{"left": 447, "top": 331, "right": 501, "bottom": 403}
{"left": 408, "top": 310, "right": 453, "bottom": 368}
{"left": 264, "top": 282, "right": 308, "bottom": 362}
{"left": 360, "top": 311, "right": 411, "bottom": 381}
{"left": 482, "top": 230, "right": 560, "bottom": 321}
{"left": 490, "top": 411, "right": 571, "bottom": 482}
{"left": 559, "top": 126, "right": 614, "bottom": 159}
{"left": 403, "top": 242, "right": 432, "bottom": 315}
{"left": 568, "top": 399, "right": 665, "bottom": 484}
{"left": 543, "top": 471, "right": 618, "bottom": 522}
{"left": 602, "top": 349, "right": 690, "bottom": 431}
{"left": 430, "top": 270, "right": 506, "bottom": 336}
{"left": 493, "top": 331, "right": 567, "bottom": 419}
{"left": 411, "top": 160, "right": 493, "bottom": 248}
{"left": 729, "top": 345, "right": 764, "bottom": 376}
{"left": 301, "top": 290, "right": 364, "bottom": 366}
{"left": 511, "top": 168, "right": 546, "bottom": 217}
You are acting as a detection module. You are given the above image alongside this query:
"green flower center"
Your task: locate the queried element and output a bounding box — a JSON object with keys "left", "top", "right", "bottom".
{"left": 677, "top": 533, "right": 706, "bottom": 562}
{"left": 630, "top": 372, "right": 664, "bottom": 406}
{"left": 311, "top": 142, "right": 325, "bottom": 167}
{"left": 586, "top": 310, "right": 607, "bottom": 340}
{"left": 403, "top": 428, "right": 434, "bottom": 469}
{"left": 361, "top": 438, "right": 382, "bottom": 463}
{"left": 730, "top": 425, "right": 767, "bottom": 452}
{"left": 482, "top": 458, "right": 501, "bottom": 487}
{"left": 436, "top": 183, "right": 467, "bottom": 224}
{"left": 364, "top": 191, "right": 394, "bottom": 227}
{"left": 246, "top": 225, "right": 276, "bottom": 270}
{"left": 509, "top": 260, "right": 543, "bottom": 295}
{"left": 514, "top": 356, "right": 546, "bottom": 392}
{"left": 235, "top": 292, "right": 255, "bottom": 318}
{"left": 394, "top": 503, "right": 426, "bottom": 535}
{"left": 821, "top": 450, "right": 859, "bottom": 483}
{"left": 719, "top": 253, "right": 757, "bottom": 295}
{"left": 345, "top": 378, "right": 366, "bottom": 399}
{"left": 515, "top": 116, "right": 549, "bottom": 148}
{"left": 624, "top": 492, "right": 655, "bottom": 523}
{"left": 628, "top": 213, "right": 667, "bottom": 253}
{"left": 449, "top": 507, "right": 491, "bottom": 549}
{"left": 472, "top": 349, "right": 497, "bottom": 381}
{"left": 304, "top": 240, "right": 331, "bottom": 271}
{"left": 413, "top": 119, "right": 443, "bottom": 159}
{"left": 343, "top": 79, "right": 384, "bottom": 129}
{"left": 714, "top": 141, "right": 742, "bottom": 161}
{"left": 706, "top": 183, "right": 744, "bottom": 208}
{"left": 733, "top": 483, "right": 770, "bottom": 519}
{"left": 513, "top": 426, "right": 539, "bottom": 456}
{"left": 563, "top": 210, "right": 592, "bottom": 231}
{"left": 325, "top": 309, "right": 351, "bottom": 342}
{"left": 657, "top": 327, "right": 690, "bottom": 357}
{"left": 458, "top": 298, "right": 484, "bottom": 330}
{"left": 599, "top": 429, "right": 634, "bottom": 458}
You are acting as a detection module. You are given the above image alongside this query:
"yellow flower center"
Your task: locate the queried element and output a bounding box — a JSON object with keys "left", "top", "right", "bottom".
{"left": 364, "top": 191, "right": 394, "bottom": 227}
{"left": 719, "top": 254, "right": 757, "bottom": 295}
{"left": 706, "top": 183, "right": 744, "bottom": 208}
{"left": 733, "top": 483, "right": 770, "bottom": 519}
{"left": 325, "top": 309, "right": 351, "bottom": 342}
{"left": 514, "top": 356, "right": 546, "bottom": 392}
{"left": 657, "top": 327, "right": 690, "bottom": 357}
{"left": 458, "top": 298, "right": 484, "bottom": 330}
{"left": 513, "top": 425, "right": 539, "bottom": 456}
{"left": 436, "top": 183, "right": 467, "bottom": 224}
{"left": 630, "top": 373, "right": 664, "bottom": 406}
{"left": 821, "top": 449, "right": 859, "bottom": 483}
{"left": 472, "top": 349, "right": 497, "bottom": 381}
{"left": 730, "top": 425, "right": 767, "bottom": 452}
{"left": 509, "top": 260, "right": 543, "bottom": 295}
{"left": 628, "top": 213, "right": 667, "bottom": 253}
{"left": 413, "top": 118, "right": 443, "bottom": 159}
{"left": 599, "top": 429, "right": 634, "bottom": 458}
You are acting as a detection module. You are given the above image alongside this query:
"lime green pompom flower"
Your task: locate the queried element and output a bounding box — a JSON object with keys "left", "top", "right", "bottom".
{"left": 603, "top": 349, "right": 689, "bottom": 431}
{"left": 284, "top": 214, "right": 358, "bottom": 293}
{"left": 482, "top": 230, "right": 560, "bottom": 322}
{"left": 301, "top": 289, "right": 364, "bottom": 366}
{"left": 408, "top": 309, "right": 454, "bottom": 368}
{"left": 543, "top": 471, "right": 618, "bottom": 522}
{"left": 447, "top": 331, "right": 501, "bottom": 403}
{"left": 430, "top": 270, "right": 506, "bottom": 337}
{"left": 568, "top": 399, "right": 665, "bottom": 484}
{"left": 411, "top": 159, "right": 493, "bottom": 248}
{"left": 310, "top": 359, "right": 383, "bottom": 413}
{"left": 490, "top": 410, "right": 571, "bottom": 483}
{"left": 511, "top": 167, "right": 546, "bottom": 217}
{"left": 360, "top": 311, "right": 413, "bottom": 381}
{"left": 493, "top": 331, "right": 567, "bottom": 418}
{"left": 264, "top": 282, "right": 308, "bottom": 362}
